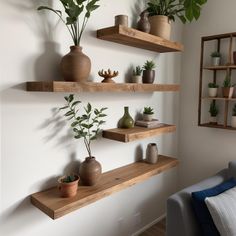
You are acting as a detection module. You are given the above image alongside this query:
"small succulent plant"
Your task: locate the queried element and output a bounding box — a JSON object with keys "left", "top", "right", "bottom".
{"left": 62, "top": 174, "right": 78, "bottom": 183}
{"left": 133, "top": 66, "right": 143, "bottom": 76}
{"left": 211, "top": 51, "right": 221, "bottom": 58}
{"left": 209, "top": 101, "right": 219, "bottom": 117}
{"left": 208, "top": 83, "right": 219, "bottom": 88}
{"left": 143, "top": 60, "right": 156, "bottom": 70}
{"left": 144, "top": 106, "right": 154, "bottom": 115}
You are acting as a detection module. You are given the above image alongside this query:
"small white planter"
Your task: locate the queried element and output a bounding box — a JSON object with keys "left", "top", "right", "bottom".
{"left": 208, "top": 88, "right": 218, "bottom": 97}
{"left": 209, "top": 116, "right": 217, "bottom": 124}
{"left": 212, "top": 57, "right": 221, "bottom": 66}
{"left": 143, "top": 113, "right": 154, "bottom": 121}
{"left": 132, "top": 75, "right": 142, "bottom": 83}
{"left": 232, "top": 116, "right": 236, "bottom": 128}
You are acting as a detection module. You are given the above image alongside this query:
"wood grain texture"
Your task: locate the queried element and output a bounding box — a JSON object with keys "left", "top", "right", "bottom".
{"left": 26, "top": 81, "right": 180, "bottom": 93}
{"left": 201, "top": 97, "right": 236, "bottom": 101}
{"left": 102, "top": 124, "right": 176, "bottom": 143}
{"left": 202, "top": 32, "right": 236, "bottom": 41}
{"left": 97, "top": 25, "right": 183, "bottom": 53}
{"left": 199, "top": 123, "right": 236, "bottom": 130}
{"left": 31, "top": 156, "right": 179, "bottom": 219}
{"left": 203, "top": 65, "right": 236, "bottom": 70}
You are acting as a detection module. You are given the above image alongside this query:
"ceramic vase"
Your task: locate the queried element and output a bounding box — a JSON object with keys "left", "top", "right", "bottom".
{"left": 142, "top": 70, "right": 155, "bottom": 84}
{"left": 58, "top": 174, "right": 79, "bottom": 198}
{"left": 137, "top": 11, "right": 151, "bottom": 33}
{"left": 146, "top": 143, "right": 158, "bottom": 164}
{"left": 115, "top": 15, "right": 128, "bottom": 27}
{"left": 211, "top": 57, "right": 221, "bottom": 66}
{"left": 208, "top": 88, "right": 218, "bottom": 97}
{"left": 79, "top": 157, "right": 102, "bottom": 186}
{"left": 118, "top": 106, "right": 134, "bottom": 129}
{"left": 60, "top": 46, "right": 91, "bottom": 82}
{"left": 232, "top": 116, "right": 236, "bottom": 128}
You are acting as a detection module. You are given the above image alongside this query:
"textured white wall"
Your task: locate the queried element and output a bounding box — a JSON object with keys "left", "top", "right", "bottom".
{"left": 0, "top": 0, "right": 182, "bottom": 235}
{"left": 179, "top": 0, "right": 236, "bottom": 188}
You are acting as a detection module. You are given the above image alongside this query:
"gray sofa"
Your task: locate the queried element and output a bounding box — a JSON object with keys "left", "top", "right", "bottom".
{"left": 166, "top": 161, "right": 236, "bottom": 236}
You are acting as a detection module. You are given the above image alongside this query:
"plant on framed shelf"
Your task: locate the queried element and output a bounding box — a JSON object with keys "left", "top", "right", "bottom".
{"left": 60, "top": 94, "right": 107, "bottom": 186}
{"left": 208, "top": 82, "right": 219, "bottom": 98}
{"left": 232, "top": 104, "right": 236, "bottom": 128}
{"left": 222, "top": 75, "right": 234, "bottom": 98}
{"left": 209, "top": 101, "right": 219, "bottom": 124}
{"left": 211, "top": 51, "right": 221, "bottom": 66}
{"left": 38, "top": 0, "right": 100, "bottom": 82}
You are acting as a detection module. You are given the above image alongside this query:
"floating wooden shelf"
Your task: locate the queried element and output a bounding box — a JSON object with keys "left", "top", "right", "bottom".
{"left": 97, "top": 25, "right": 183, "bottom": 53}
{"left": 202, "top": 97, "right": 236, "bottom": 101}
{"left": 200, "top": 123, "right": 236, "bottom": 130}
{"left": 103, "top": 124, "right": 176, "bottom": 143}
{"left": 203, "top": 65, "right": 236, "bottom": 70}
{"left": 31, "top": 156, "right": 178, "bottom": 219}
{"left": 26, "top": 81, "right": 180, "bottom": 93}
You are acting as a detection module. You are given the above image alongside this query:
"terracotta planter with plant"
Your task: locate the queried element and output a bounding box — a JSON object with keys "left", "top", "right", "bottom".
{"left": 208, "top": 82, "right": 219, "bottom": 97}
{"left": 146, "top": 0, "right": 207, "bottom": 40}
{"left": 58, "top": 174, "right": 79, "bottom": 198}
{"left": 132, "top": 66, "right": 143, "bottom": 83}
{"left": 142, "top": 60, "right": 156, "bottom": 84}
{"left": 143, "top": 106, "right": 154, "bottom": 121}
{"left": 38, "top": 0, "right": 100, "bottom": 82}
{"left": 232, "top": 104, "right": 236, "bottom": 128}
{"left": 209, "top": 101, "right": 219, "bottom": 125}
{"left": 60, "top": 94, "right": 107, "bottom": 186}
{"left": 211, "top": 52, "right": 221, "bottom": 66}
{"left": 222, "top": 75, "right": 234, "bottom": 98}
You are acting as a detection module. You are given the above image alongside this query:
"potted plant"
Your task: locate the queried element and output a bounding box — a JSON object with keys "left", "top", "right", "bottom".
{"left": 211, "top": 52, "right": 221, "bottom": 66}
{"left": 132, "top": 66, "right": 143, "bottom": 83}
{"left": 60, "top": 94, "right": 107, "bottom": 186}
{"left": 209, "top": 101, "right": 219, "bottom": 124}
{"left": 222, "top": 75, "right": 234, "bottom": 98}
{"left": 58, "top": 174, "right": 79, "bottom": 198}
{"left": 38, "top": 0, "right": 100, "bottom": 82}
{"left": 143, "top": 107, "right": 154, "bottom": 121}
{"left": 232, "top": 104, "right": 236, "bottom": 128}
{"left": 208, "top": 82, "right": 219, "bottom": 97}
{"left": 142, "top": 60, "right": 156, "bottom": 84}
{"left": 146, "top": 0, "right": 207, "bottom": 40}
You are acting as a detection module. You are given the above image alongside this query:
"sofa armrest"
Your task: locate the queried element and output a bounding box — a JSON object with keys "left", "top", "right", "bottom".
{"left": 166, "top": 169, "right": 228, "bottom": 236}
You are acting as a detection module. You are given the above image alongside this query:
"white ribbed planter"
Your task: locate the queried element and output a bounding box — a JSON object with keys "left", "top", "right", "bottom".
{"left": 212, "top": 57, "right": 221, "bottom": 66}
{"left": 208, "top": 88, "right": 218, "bottom": 97}
{"left": 132, "top": 75, "right": 142, "bottom": 83}
{"left": 143, "top": 113, "right": 154, "bottom": 121}
{"left": 209, "top": 116, "right": 217, "bottom": 124}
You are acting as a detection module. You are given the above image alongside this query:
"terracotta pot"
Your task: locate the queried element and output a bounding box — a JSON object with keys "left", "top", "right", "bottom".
{"left": 137, "top": 11, "right": 151, "bottom": 33}
{"left": 233, "top": 51, "right": 236, "bottom": 65}
{"left": 146, "top": 143, "right": 158, "bottom": 164}
{"left": 60, "top": 46, "right": 91, "bottom": 82}
{"left": 222, "top": 87, "right": 234, "bottom": 98}
{"left": 149, "top": 15, "right": 171, "bottom": 40}
{"left": 208, "top": 88, "right": 218, "bottom": 97}
{"left": 79, "top": 157, "right": 102, "bottom": 186}
{"left": 58, "top": 174, "right": 79, "bottom": 198}
{"left": 232, "top": 116, "right": 236, "bottom": 128}
{"left": 142, "top": 70, "right": 155, "bottom": 84}
{"left": 209, "top": 116, "right": 217, "bottom": 125}
{"left": 143, "top": 113, "right": 154, "bottom": 121}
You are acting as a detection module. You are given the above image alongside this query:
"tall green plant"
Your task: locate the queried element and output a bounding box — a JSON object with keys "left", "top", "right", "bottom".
{"left": 147, "top": 0, "right": 207, "bottom": 23}
{"left": 38, "top": 0, "right": 100, "bottom": 46}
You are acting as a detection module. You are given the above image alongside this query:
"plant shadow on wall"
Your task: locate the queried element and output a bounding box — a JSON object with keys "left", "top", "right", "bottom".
{"left": 6, "top": 0, "right": 62, "bottom": 81}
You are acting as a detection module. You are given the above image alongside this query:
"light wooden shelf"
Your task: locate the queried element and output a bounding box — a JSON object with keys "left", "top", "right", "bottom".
{"left": 202, "top": 97, "right": 236, "bottom": 101}
{"left": 26, "top": 81, "right": 180, "bottom": 93}
{"left": 203, "top": 65, "right": 236, "bottom": 70}
{"left": 199, "top": 123, "right": 236, "bottom": 130}
{"left": 102, "top": 124, "right": 176, "bottom": 143}
{"left": 31, "top": 156, "right": 178, "bottom": 219}
{"left": 97, "top": 25, "right": 183, "bottom": 53}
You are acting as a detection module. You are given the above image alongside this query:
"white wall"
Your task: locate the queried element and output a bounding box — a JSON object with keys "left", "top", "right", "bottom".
{"left": 0, "top": 0, "right": 182, "bottom": 236}
{"left": 179, "top": 0, "right": 236, "bottom": 187}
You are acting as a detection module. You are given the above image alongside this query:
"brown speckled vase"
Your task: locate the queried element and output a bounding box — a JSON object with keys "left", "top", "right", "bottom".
{"left": 60, "top": 46, "right": 91, "bottom": 82}
{"left": 79, "top": 157, "right": 102, "bottom": 186}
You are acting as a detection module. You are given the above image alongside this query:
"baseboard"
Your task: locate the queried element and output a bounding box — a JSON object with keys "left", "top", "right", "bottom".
{"left": 132, "top": 214, "right": 166, "bottom": 236}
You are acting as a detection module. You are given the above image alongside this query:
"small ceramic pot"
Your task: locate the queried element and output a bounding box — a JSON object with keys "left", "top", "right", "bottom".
{"left": 58, "top": 174, "right": 79, "bottom": 198}
{"left": 142, "top": 70, "right": 155, "bottom": 84}
{"left": 208, "top": 88, "right": 218, "bottom": 97}
{"left": 211, "top": 57, "right": 221, "bottom": 66}
{"left": 209, "top": 116, "right": 217, "bottom": 124}
{"left": 137, "top": 11, "right": 151, "bottom": 33}
{"left": 222, "top": 87, "right": 234, "bottom": 98}
{"left": 132, "top": 75, "right": 142, "bottom": 83}
{"left": 232, "top": 116, "right": 236, "bottom": 128}
{"left": 233, "top": 51, "right": 236, "bottom": 65}
{"left": 143, "top": 113, "right": 154, "bottom": 121}
{"left": 146, "top": 143, "right": 158, "bottom": 164}
{"left": 115, "top": 15, "right": 128, "bottom": 27}
{"left": 118, "top": 106, "right": 134, "bottom": 129}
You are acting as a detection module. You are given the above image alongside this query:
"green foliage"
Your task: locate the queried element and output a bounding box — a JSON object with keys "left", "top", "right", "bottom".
{"left": 60, "top": 94, "right": 107, "bottom": 157}
{"left": 144, "top": 106, "right": 154, "bottom": 115}
{"left": 62, "top": 174, "right": 78, "bottom": 183}
{"left": 223, "top": 75, "right": 232, "bottom": 88}
{"left": 133, "top": 66, "right": 143, "bottom": 76}
{"left": 209, "top": 101, "right": 219, "bottom": 117}
{"left": 37, "top": 0, "right": 100, "bottom": 46}
{"left": 233, "top": 104, "right": 236, "bottom": 116}
{"left": 211, "top": 51, "right": 221, "bottom": 58}
{"left": 143, "top": 60, "right": 156, "bottom": 70}
{"left": 208, "top": 83, "right": 219, "bottom": 88}
{"left": 146, "top": 0, "right": 207, "bottom": 23}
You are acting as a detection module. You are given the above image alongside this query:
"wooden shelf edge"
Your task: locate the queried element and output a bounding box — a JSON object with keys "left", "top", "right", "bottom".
{"left": 103, "top": 124, "right": 176, "bottom": 143}
{"left": 26, "top": 81, "right": 180, "bottom": 93}
{"left": 202, "top": 97, "right": 236, "bottom": 101}
{"left": 199, "top": 123, "right": 236, "bottom": 130}
{"left": 31, "top": 156, "right": 179, "bottom": 219}
{"left": 97, "top": 25, "right": 183, "bottom": 53}
{"left": 203, "top": 65, "right": 236, "bottom": 70}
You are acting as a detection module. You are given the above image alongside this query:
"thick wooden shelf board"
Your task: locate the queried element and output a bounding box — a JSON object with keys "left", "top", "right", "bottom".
{"left": 97, "top": 25, "right": 183, "bottom": 53}
{"left": 204, "top": 65, "right": 236, "bottom": 70}
{"left": 202, "top": 97, "right": 236, "bottom": 101}
{"left": 199, "top": 123, "right": 236, "bottom": 130}
{"left": 103, "top": 124, "right": 176, "bottom": 143}
{"left": 26, "top": 81, "right": 180, "bottom": 93}
{"left": 31, "top": 156, "right": 179, "bottom": 219}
